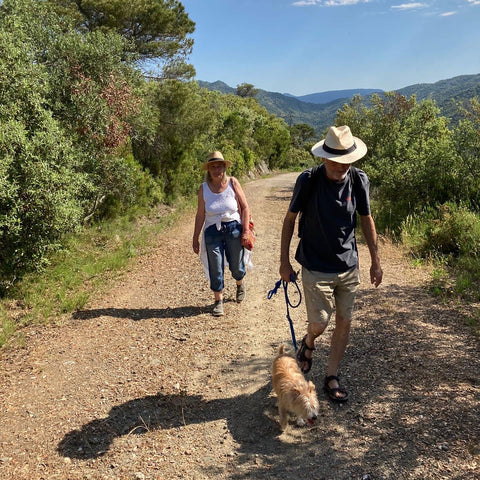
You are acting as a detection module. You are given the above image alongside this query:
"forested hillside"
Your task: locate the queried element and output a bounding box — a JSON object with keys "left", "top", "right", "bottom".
{"left": 200, "top": 74, "right": 480, "bottom": 132}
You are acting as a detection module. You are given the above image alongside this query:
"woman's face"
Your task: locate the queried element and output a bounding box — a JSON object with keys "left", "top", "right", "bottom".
{"left": 208, "top": 161, "right": 226, "bottom": 180}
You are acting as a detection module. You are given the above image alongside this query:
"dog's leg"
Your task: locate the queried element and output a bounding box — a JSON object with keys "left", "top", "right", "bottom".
{"left": 278, "top": 405, "right": 288, "bottom": 430}
{"left": 296, "top": 417, "right": 306, "bottom": 427}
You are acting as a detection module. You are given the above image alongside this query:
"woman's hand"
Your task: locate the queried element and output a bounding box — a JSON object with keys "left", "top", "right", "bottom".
{"left": 192, "top": 237, "right": 200, "bottom": 254}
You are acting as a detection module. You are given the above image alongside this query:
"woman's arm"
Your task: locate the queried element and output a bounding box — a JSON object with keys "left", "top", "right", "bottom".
{"left": 192, "top": 185, "right": 206, "bottom": 254}
{"left": 231, "top": 177, "right": 251, "bottom": 245}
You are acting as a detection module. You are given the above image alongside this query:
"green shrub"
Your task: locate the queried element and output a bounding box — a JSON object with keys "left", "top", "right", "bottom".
{"left": 401, "top": 203, "right": 480, "bottom": 258}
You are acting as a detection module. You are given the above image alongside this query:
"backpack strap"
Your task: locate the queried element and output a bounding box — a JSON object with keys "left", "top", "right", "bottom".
{"left": 298, "top": 166, "right": 321, "bottom": 237}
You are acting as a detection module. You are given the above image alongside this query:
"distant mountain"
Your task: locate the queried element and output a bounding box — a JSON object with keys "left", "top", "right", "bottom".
{"left": 286, "top": 89, "right": 383, "bottom": 105}
{"left": 197, "top": 80, "right": 235, "bottom": 95}
{"left": 197, "top": 80, "right": 351, "bottom": 132}
{"left": 394, "top": 74, "right": 480, "bottom": 122}
{"left": 197, "top": 74, "right": 480, "bottom": 132}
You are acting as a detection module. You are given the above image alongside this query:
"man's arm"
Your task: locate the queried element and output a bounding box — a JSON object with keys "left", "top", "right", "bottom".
{"left": 280, "top": 210, "right": 298, "bottom": 282}
{"left": 360, "top": 214, "right": 383, "bottom": 287}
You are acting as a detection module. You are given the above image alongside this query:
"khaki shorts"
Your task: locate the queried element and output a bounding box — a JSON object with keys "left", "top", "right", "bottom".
{"left": 302, "top": 266, "right": 360, "bottom": 325}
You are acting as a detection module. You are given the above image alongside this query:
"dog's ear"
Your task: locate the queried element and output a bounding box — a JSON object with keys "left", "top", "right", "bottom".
{"left": 308, "top": 381, "right": 316, "bottom": 392}
{"left": 293, "top": 386, "right": 302, "bottom": 397}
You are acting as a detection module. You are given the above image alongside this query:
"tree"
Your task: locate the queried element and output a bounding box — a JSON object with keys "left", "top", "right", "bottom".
{"left": 452, "top": 97, "right": 480, "bottom": 210}
{"left": 51, "top": 0, "right": 195, "bottom": 79}
{"left": 132, "top": 80, "right": 218, "bottom": 201}
{"left": 336, "top": 93, "right": 458, "bottom": 231}
{"left": 236, "top": 83, "right": 258, "bottom": 98}
{"left": 0, "top": 0, "right": 155, "bottom": 284}
{"left": 289, "top": 123, "right": 316, "bottom": 149}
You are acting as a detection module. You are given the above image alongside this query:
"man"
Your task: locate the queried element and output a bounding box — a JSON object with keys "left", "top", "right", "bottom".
{"left": 280, "top": 125, "right": 383, "bottom": 403}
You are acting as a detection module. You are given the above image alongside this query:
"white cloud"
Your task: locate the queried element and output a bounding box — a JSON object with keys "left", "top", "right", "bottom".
{"left": 467, "top": 0, "right": 480, "bottom": 5}
{"left": 291, "top": 0, "right": 318, "bottom": 5}
{"left": 391, "top": 3, "right": 428, "bottom": 10}
{"left": 291, "top": 0, "right": 370, "bottom": 6}
{"left": 324, "top": 0, "right": 368, "bottom": 5}
{"left": 440, "top": 11, "right": 457, "bottom": 16}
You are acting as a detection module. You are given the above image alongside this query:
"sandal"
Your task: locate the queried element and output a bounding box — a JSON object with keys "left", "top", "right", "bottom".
{"left": 296, "top": 335, "right": 315, "bottom": 374}
{"left": 324, "top": 375, "right": 349, "bottom": 403}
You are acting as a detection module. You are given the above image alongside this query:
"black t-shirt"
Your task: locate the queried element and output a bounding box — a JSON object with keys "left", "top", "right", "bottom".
{"left": 289, "top": 164, "right": 371, "bottom": 273}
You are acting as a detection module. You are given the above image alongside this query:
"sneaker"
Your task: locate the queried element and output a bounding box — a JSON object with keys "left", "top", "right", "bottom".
{"left": 212, "top": 300, "right": 224, "bottom": 316}
{"left": 236, "top": 283, "right": 246, "bottom": 303}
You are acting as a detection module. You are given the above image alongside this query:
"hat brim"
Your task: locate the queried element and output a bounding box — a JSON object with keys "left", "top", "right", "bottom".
{"left": 311, "top": 137, "right": 367, "bottom": 164}
{"left": 202, "top": 159, "right": 232, "bottom": 170}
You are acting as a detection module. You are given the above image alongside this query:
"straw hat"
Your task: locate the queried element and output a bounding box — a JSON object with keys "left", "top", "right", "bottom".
{"left": 202, "top": 151, "right": 232, "bottom": 170}
{"left": 311, "top": 126, "right": 367, "bottom": 164}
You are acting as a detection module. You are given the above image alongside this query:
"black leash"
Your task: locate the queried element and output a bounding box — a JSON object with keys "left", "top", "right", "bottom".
{"left": 267, "top": 275, "right": 302, "bottom": 351}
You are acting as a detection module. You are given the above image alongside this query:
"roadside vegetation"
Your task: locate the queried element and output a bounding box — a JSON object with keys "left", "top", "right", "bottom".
{"left": 1, "top": 0, "right": 480, "bottom": 346}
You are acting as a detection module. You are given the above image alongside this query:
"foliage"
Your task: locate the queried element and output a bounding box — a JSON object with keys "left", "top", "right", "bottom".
{"left": 236, "top": 83, "right": 258, "bottom": 98}
{"left": 337, "top": 93, "right": 460, "bottom": 232}
{"left": 0, "top": 0, "right": 157, "bottom": 288}
{"left": 48, "top": 0, "right": 195, "bottom": 69}
{"left": 132, "top": 82, "right": 292, "bottom": 202}
{"left": 401, "top": 203, "right": 480, "bottom": 301}
{"left": 289, "top": 123, "right": 316, "bottom": 149}
{"left": 452, "top": 97, "right": 480, "bottom": 210}
{"left": 401, "top": 203, "right": 480, "bottom": 258}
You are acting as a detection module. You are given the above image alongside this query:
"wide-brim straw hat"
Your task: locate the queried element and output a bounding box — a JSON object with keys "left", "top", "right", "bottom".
{"left": 311, "top": 126, "right": 367, "bottom": 164}
{"left": 202, "top": 151, "right": 232, "bottom": 170}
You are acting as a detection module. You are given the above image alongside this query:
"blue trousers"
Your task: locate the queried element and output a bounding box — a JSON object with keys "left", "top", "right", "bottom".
{"left": 204, "top": 221, "right": 246, "bottom": 292}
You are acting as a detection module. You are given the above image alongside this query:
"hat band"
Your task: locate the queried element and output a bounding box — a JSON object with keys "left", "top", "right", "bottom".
{"left": 323, "top": 142, "right": 357, "bottom": 156}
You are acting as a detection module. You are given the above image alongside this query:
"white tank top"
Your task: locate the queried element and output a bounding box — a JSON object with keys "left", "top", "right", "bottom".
{"left": 203, "top": 180, "right": 241, "bottom": 230}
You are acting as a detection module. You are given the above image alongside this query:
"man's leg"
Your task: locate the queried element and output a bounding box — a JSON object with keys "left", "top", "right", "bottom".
{"left": 299, "top": 267, "right": 335, "bottom": 372}
{"left": 297, "top": 321, "right": 326, "bottom": 372}
{"left": 324, "top": 268, "right": 359, "bottom": 400}
{"left": 325, "top": 314, "right": 352, "bottom": 398}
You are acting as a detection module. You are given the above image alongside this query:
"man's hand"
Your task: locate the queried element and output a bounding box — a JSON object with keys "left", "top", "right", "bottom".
{"left": 280, "top": 262, "right": 296, "bottom": 282}
{"left": 370, "top": 263, "right": 383, "bottom": 288}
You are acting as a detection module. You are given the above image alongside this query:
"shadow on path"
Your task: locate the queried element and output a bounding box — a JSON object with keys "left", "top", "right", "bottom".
{"left": 57, "top": 383, "right": 279, "bottom": 460}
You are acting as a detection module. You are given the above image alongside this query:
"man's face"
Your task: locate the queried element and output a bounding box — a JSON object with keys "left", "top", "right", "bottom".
{"left": 323, "top": 158, "right": 351, "bottom": 182}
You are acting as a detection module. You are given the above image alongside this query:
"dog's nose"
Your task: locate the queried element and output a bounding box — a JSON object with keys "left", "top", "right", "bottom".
{"left": 311, "top": 415, "right": 317, "bottom": 421}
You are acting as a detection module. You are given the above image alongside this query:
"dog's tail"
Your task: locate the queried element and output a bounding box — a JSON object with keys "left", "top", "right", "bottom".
{"left": 277, "top": 344, "right": 285, "bottom": 355}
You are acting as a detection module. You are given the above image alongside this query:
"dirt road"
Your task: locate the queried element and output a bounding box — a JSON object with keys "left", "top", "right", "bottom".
{"left": 1, "top": 172, "right": 479, "bottom": 480}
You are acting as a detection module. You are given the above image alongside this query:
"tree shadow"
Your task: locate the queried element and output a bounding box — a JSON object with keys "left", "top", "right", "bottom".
{"left": 57, "top": 382, "right": 280, "bottom": 460}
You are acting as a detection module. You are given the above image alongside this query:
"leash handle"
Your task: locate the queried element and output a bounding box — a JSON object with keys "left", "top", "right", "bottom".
{"left": 267, "top": 279, "right": 282, "bottom": 299}
{"left": 267, "top": 276, "right": 302, "bottom": 351}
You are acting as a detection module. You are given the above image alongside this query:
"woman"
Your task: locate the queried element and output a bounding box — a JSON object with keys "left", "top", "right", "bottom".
{"left": 192, "top": 151, "right": 252, "bottom": 316}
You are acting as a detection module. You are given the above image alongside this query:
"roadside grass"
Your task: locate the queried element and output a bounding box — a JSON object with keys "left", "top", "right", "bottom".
{"left": 0, "top": 200, "right": 193, "bottom": 349}
{"left": 399, "top": 203, "right": 480, "bottom": 335}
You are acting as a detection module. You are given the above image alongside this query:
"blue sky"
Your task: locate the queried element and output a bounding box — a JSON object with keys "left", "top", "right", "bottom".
{"left": 179, "top": 0, "right": 480, "bottom": 96}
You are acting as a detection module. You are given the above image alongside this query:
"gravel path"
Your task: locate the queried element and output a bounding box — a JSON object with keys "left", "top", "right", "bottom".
{"left": 0, "top": 172, "right": 479, "bottom": 480}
